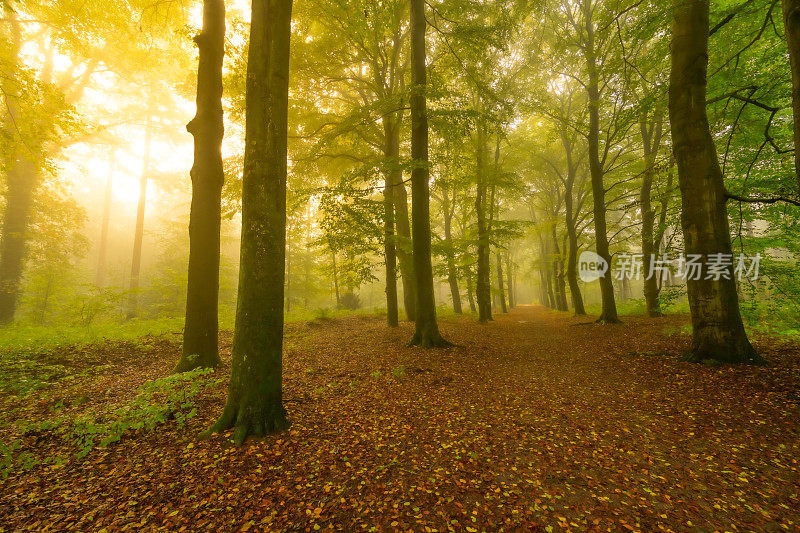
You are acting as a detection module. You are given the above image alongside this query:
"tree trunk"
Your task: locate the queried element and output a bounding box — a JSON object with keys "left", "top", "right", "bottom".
{"left": 286, "top": 251, "right": 291, "bottom": 312}
{"left": 331, "top": 250, "right": 340, "bottom": 307}
{"left": 669, "top": 0, "right": 762, "bottom": 364}
{"left": 640, "top": 111, "right": 664, "bottom": 317}
{"left": 783, "top": 0, "right": 800, "bottom": 192}
{"left": 505, "top": 251, "right": 515, "bottom": 309}
{"left": 0, "top": 17, "right": 36, "bottom": 325}
{"left": 382, "top": 122, "right": 399, "bottom": 327}
{"left": 496, "top": 253, "right": 508, "bottom": 313}
{"left": 475, "top": 120, "right": 492, "bottom": 323}
{"left": 176, "top": 0, "right": 225, "bottom": 372}
{"left": 408, "top": 0, "right": 449, "bottom": 347}
{"left": 466, "top": 269, "right": 477, "bottom": 312}
{"left": 563, "top": 159, "right": 586, "bottom": 314}
{"left": 125, "top": 112, "right": 153, "bottom": 320}
{"left": 0, "top": 155, "right": 36, "bottom": 325}
{"left": 584, "top": 0, "right": 619, "bottom": 324}
{"left": 389, "top": 130, "right": 417, "bottom": 321}
{"left": 551, "top": 227, "right": 569, "bottom": 311}
{"left": 442, "top": 189, "right": 462, "bottom": 314}
{"left": 205, "top": 0, "right": 293, "bottom": 444}
{"left": 95, "top": 155, "right": 114, "bottom": 288}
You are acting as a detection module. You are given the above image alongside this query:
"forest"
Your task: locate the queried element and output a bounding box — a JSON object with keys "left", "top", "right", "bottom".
{"left": 1, "top": 0, "right": 800, "bottom": 530}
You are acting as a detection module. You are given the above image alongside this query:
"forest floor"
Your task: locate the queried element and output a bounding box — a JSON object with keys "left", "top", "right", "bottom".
{"left": 1, "top": 306, "right": 799, "bottom": 532}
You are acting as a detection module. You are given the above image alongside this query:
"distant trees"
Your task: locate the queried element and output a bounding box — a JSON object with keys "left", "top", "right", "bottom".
{"left": 205, "top": 0, "right": 294, "bottom": 443}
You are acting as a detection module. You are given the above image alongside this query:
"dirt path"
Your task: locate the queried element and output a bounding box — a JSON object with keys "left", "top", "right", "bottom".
{"left": 1, "top": 306, "right": 799, "bottom": 531}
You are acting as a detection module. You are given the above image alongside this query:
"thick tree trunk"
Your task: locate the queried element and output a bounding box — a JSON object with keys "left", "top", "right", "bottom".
{"left": 584, "top": 2, "right": 619, "bottom": 324}
{"left": 205, "top": 0, "right": 293, "bottom": 443}
{"left": 442, "top": 189, "right": 462, "bottom": 314}
{"left": 496, "top": 253, "right": 508, "bottom": 313}
{"left": 783, "top": 0, "right": 800, "bottom": 192}
{"left": 669, "top": 0, "right": 762, "bottom": 364}
{"left": 382, "top": 124, "right": 399, "bottom": 327}
{"left": 176, "top": 0, "right": 225, "bottom": 372}
{"left": 95, "top": 155, "right": 114, "bottom": 288}
{"left": 408, "top": 0, "right": 449, "bottom": 347}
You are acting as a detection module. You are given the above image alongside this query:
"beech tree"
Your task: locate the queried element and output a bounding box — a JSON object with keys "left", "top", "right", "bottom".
{"left": 407, "top": 0, "right": 449, "bottom": 347}
{"left": 175, "top": 0, "right": 226, "bottom": 372}
{"left": 669, "top": 0, "right": 763, "bottom": 364}
{"left": 205, "top": 0, "right": 294, "bottom": 443}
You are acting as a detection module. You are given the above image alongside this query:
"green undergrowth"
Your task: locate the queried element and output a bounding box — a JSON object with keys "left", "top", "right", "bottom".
{"left": 1, "top": 366, "right": 220, "bottom": 478}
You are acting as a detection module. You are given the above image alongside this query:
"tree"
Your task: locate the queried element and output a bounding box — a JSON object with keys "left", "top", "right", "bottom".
{"left": 783, "top": 0, "right": 800, "bottom": 192}
{"left": 175, "top": 0, "right": 226, "bottom": 372}
{"left": 669, "top": 0, "right": 763, "bottom": 364}
{"left": 407, "top": 0, "right": 449, "bottom": 347}
{"left": 205, "top": 0, "right": 294, "bottom": 443}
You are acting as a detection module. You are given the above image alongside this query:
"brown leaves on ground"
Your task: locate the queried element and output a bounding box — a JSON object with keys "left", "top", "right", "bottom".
{"left": 1, "top": 306, "right": 799, "bottom": 532}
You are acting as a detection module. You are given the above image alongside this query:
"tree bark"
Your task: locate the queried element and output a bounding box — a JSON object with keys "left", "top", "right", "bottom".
{"left": 496, "top": 253, "right": 508, "bottom": 313}
{"left": 205, "top": 0, "right": 293, "bottom": 443}
{"left": 640, "top": 111, "right": 664, "bottom": 318}
{"left": 0, "top": 15, "right": 36, "bottom": 325}
{"left": 382, "top": 123, "right": 399, "bottom": 327}
{"left": 407, "top": 0, "right": 449, "bottom": 347}
{"left": 475, "top": 120, "right": 492, "bottom": 322}
{"left": 390, "top": 144, "right": 417, "bottom": 321}
{"left": 783, "top": 0, "right": 800, "bottom": 192}
{"left": 669, "top": 0, "right": 763, "bottom": 364}
{"left": 584, "top": 0, "right": 619, "bottom": 324}
{"left": 505, "top": 250, "right": 515, "bottom": 309}
{"left": 176, "top": 0, "right": 225, "bottom": 372}
{"left": 0, "top": 156, "right": 36, "bottom": 325}
{"left": 442, "top": 188, "right": 462, "bottom": 314}
{"left": 125, "top": 112, "right": 153, "bottom": 320}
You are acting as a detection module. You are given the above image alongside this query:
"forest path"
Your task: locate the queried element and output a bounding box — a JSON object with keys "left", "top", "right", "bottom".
{"left": 2, "top": 306, "right": 799, "bottom": 531}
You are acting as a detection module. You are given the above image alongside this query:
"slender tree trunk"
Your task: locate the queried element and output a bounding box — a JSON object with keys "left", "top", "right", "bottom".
{"left": 563, "top": 169, "right": 586, "bottom": 315}
{"left": 176, "top": 0, "right": 225, "bottom": 372}
{"left": 125, "top": 112, "right": 153, "bottom": 320}
{"left": 389, "top": 128, "right": 417, "bottom": 321}
{"left": 783, "top": 0, "right": 800, "bottom": 192}
{"left": 551, "top": 227, "right": 569, "bottom": 311}
{"left": 475, "top": 120, "right": 492, "bottom": 322}
{"left": 505, "top": 251, "right": 515, "bottom": 309}
{"left": 383, "top": 123, "right": 399, "bottom": 327}
{"left": 584, "top": 0, "right": 619, "bottom": 323}
{"left": 286, "top": 251, "right": 291, "bottom": 312}
{"left": 205, "top": 0, "right": 294, "bottom": 444}
{"left": 95, "top": 155, "right": 114, "bottom": 288}
{"left": 466, "top": 268, "right": 477, "bottom": 312}
{"left": 408, "top": 0, "right": 449, "bottom": 347}
{"left": 669, "top": 0, "right": 762, "bottom": 364}
{"left": 331, "top": 250, "right": 340, "bottom": 307}
{"left": 640, "top": 112, "right": 664, "bottom": 317}
{"left": 496, "top": 253, "right": 508, "bottom": 313}
{"left": 442, "top": 189, "right": 462, "bottom": 314}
